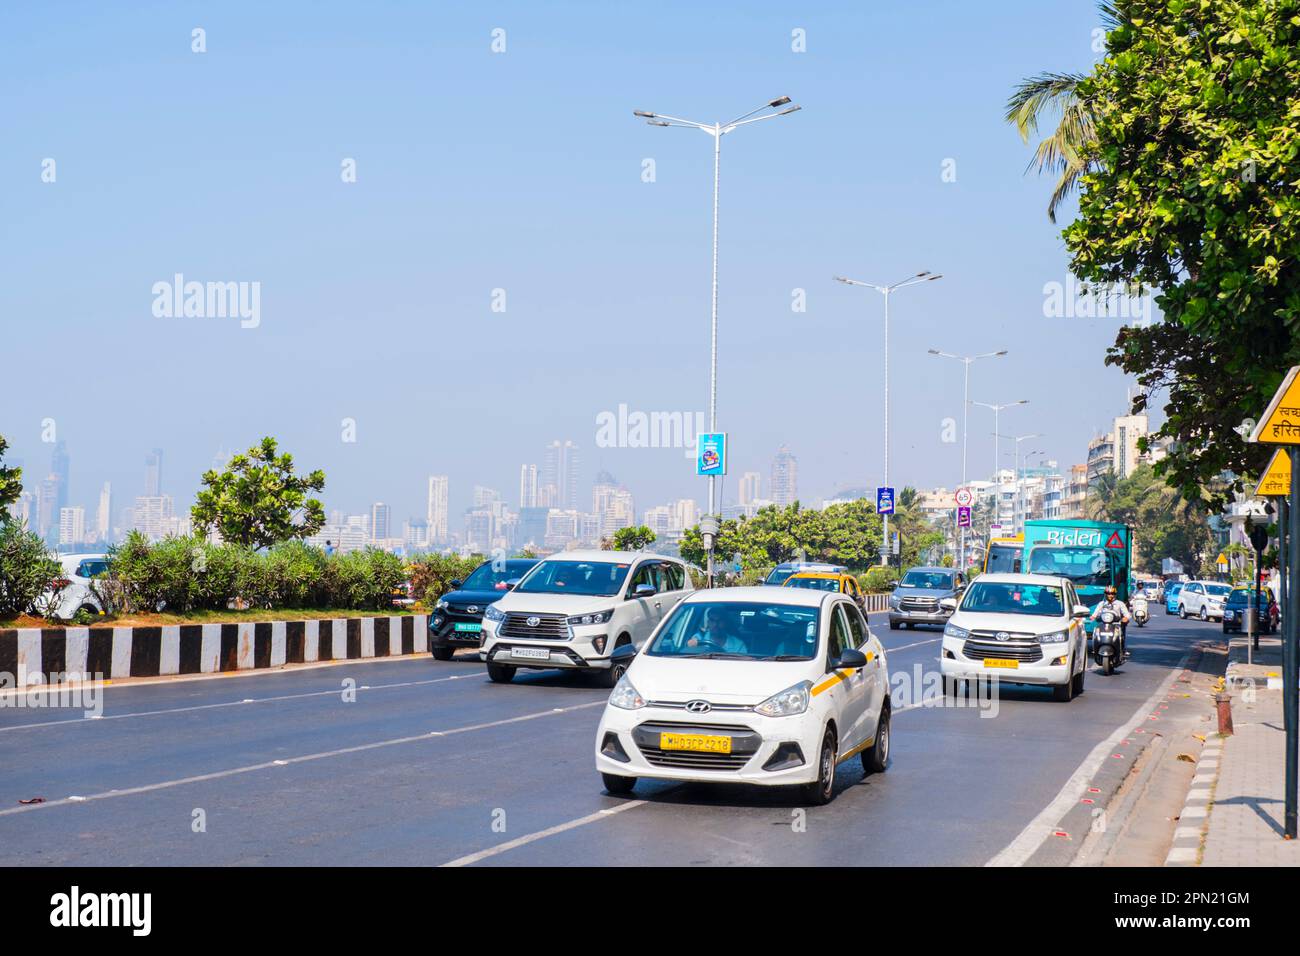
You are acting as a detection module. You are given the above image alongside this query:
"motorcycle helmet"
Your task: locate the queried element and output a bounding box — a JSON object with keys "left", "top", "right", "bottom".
{"left": 1104, "top": 585, "right": 1118, "bottom": 600}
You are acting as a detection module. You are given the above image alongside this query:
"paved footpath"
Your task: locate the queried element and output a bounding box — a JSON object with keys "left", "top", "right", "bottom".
{"left": 1174, "top": 633, "right": 1300, "bottom": 866}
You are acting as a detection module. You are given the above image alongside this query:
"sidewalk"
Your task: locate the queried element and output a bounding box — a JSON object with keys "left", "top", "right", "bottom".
{"left": 1182, "top": 633, "right": 1300, "bottom": 866}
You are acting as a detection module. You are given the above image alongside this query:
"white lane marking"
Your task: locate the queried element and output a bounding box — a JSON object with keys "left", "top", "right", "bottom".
{"left": 440, "top": 800, "right": 648, "bottom": 868}
{"left": 883, "top": 638, "right": 941, "bottom": 653}
{"left": 984, "top": 649, "right": 1192, "bottom": 867}
{"left": 0, "top": 673, "right": 486, "bottom": 733}
{"left": 0, "top": 700, "right": 605, "bottom": 817}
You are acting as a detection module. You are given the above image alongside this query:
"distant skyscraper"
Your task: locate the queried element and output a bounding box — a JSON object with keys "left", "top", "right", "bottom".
{"left": 145, "top": 448, "right": 163, "bottom": 496}
{"left": 132, "top": 495, "right": 175, "bottom": 541}
{"left": 739, "top": 471, "right": 761, "bottom": 506}
{"left": 519, "top": 463, "right": 538, "bottom": 509}
{"left": 59, "top": 506, "right": 86, "bottom": 546}
{"left": 770, "top": 446, "right": 798, "bottom": 507}
{"left": 37, "top": 474, "right": 61, "bottom": 541}
{"left": 370, "top": 502, "right": 391, "bottom": 543}
{"left": 543, "top": 440, "right": 579, "bottom": 511}
{"left": 96, "top": 482, "right": 112, "bottom": 541}
{"left": 50, "top": 441, "right": 70, "bottom": 516}
{"left": 427, "top": 475, "right": 449, "bottom": 543}
{"left": 473, "top": 485, "right": 501, "bottom": 508}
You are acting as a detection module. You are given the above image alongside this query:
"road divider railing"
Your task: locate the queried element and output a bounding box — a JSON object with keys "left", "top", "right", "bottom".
{"left": 0, "top": 615, "right": 429, "bottom": 688}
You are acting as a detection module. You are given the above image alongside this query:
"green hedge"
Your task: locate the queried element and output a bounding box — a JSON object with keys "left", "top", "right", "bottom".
{"left": 108, "top": 533, "right": 405, "bottom": 613}
{"left": 0, "top": 520, "right": 61, "bottom": 616}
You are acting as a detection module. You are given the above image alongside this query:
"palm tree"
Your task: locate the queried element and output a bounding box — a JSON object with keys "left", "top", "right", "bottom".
{"left": 1084, "top": 472, "right": 1119, "bottom": 521}
{"left": 1005, "top": 4, "right": 1120, "bottom": 222}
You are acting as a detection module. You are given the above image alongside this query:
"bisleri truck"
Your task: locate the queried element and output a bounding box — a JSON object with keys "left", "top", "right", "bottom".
{"left": 1022, "top": 519, "right": 1132, "bottom": 634}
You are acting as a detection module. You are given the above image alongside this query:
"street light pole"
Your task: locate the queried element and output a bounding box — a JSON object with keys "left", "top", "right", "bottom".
{"left": 928, "top": 349, "right": 1007, "bottom": 570}
{"left": 995, "top": 433, "right": 1042, "bottom": 535}
{"left": 835, "top": 271, "right": 944, "bottom": 566}
{"left": 635, "top": 96, "right": 800, "bottom": 583}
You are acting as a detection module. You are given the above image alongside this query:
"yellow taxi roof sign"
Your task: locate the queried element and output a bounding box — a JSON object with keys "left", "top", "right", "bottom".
{"left": 1249, "top": 366, "right": 1300, "bottom": 444}
{"left": 1255, "top": 448, "right": 1292, "bottom": 497}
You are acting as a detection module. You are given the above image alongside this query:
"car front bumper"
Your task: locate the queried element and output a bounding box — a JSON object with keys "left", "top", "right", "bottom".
{"left": 479, "top": 620, "right": 613, "bottom": 670}
{"left": 595, "top": 705, "right": 825, "bottom": 786}
{"left": 889, "top": 607, "right": 951, "bottom": 625}
{"left": 940, "top": 636, "right": 1073, "bottom": 686}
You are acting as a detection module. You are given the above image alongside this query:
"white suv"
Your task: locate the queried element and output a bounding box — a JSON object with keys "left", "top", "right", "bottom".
{"left": 43, "top": 553, "right": 111, "bottom": 620}
{"left": 479, "top": 551, "right": 693, "bottom": 686}
{"left": 939, "top": 572, "right": 1090, "bottom": 702}
{"left": 1177, "top": 580, "right": 1231, "bottom": 621}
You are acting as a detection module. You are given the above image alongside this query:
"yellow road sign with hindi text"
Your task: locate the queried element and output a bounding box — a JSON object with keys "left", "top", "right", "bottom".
{"left": 1249, "top": 366, "right": 1300, "bottom": 444}
{"left": 1255, "top": 448, "right": 1292, "bottom": 497}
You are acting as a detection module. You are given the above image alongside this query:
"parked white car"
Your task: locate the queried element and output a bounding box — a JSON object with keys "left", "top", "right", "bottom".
{"left": 43, "top": 553, "right": 110, "bottom": 620}
{"left": 1177, "top": 580, "right": 1232, "bottom": 621}
{"left": 479, "top": 551, "right": 693, "bottom": 686}
{"left": 594, "top": 587, "right": 890, "bottom": 805}
{"left": 939, "top": 572, "right": 1089, "bottom": 702}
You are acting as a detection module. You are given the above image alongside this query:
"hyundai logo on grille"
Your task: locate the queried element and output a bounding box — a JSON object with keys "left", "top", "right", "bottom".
{"left": 526, "top": 616, "right": 540, "bottom": 628}
{"left": 996, "top": 632, "right": 1010, "bottom": 641}
{"left": 466, "top": 605, "right": 479, "bottom": 614}
{"left": 685, "top": 700, "right": 712, "bottom": 714}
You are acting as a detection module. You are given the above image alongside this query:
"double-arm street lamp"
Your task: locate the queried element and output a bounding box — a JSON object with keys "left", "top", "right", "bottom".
{"left": 972, "top": 399, "right": 1029, "bottom": 489}
{"left": 927, "top": 348, "right": 1007, "bottom": 569}
{"left": 635, "top": 96, "right": 801, "bottom": 582}
{"left": 834, "top": 272, "right": 943, "bottom": 565}
{"left": 995, "top": 432, "right": 1043, "bottom": 534}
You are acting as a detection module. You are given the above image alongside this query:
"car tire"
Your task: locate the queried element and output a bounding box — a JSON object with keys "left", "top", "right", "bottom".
{"left": 595, "top": 655, "right": 629, "bottom": 689}
{"left": 1199, "top": 606, "right": 1208, "bottom": 621}
{"left": 801, "top": 728, "right": 837, "bottom": 806}
{"left": 1053, "top": 668, "right": 1074, "bottom": 702}
{"left": 601, "top": 773, "right": 637, "bottom": 796}
{"left": 888, "top": 620, "right": 899, "bottom": 630}
{"left": 1072, "top": 661, "right": 1085, "bottom": 697}
{"left": 486, "top": 662, "right": 516, "bottom": 684}
{"left": 431, "top": 645, "right": 454, "bottom": 661}
{"left": 1179, "top": 605, "right": 1188, "bottom": 619}
{"left": 862, "top": 707, "right": 890, "bottom": 775}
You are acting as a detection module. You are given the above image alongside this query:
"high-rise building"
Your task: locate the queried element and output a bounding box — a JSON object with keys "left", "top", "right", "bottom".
{"left": 145, "top": 448, "right": 163, "bottom": 496}
{"left": 519, "top": 463, "right": 538, "bottom": 509}
{"left": 370, "top": 502, "right": 391, "bottom": 543}
{"left": 673, "top": 498, "right": 699, "bottom": 531}
{"left": 59, "top": 506, "right": 86, "bottom": 546}
{"left": 50, "top": 441, "right": 70, "bottom": 517}
{"left": 427, "top": 475, "right": 449, "bottom": 543}
{"left": 543, "top": 440, "right": 580, "bottom": 511}
{"left": 739, "top": 472, "right": 761, "bottom": 506}
{"left": 96, "top": 482, "right": 112, "bottom": 541}
{"left": 132, "top": 495, "right": 176, "bottom": 541}
{"left": 1113, "top": 414, "right": 1149, "bottom": 479}
{"left": 770, "top": 446, "right": 798, "bottom": 507}
{"left": 473, "top": 485, "right": 501, "bottom": 508}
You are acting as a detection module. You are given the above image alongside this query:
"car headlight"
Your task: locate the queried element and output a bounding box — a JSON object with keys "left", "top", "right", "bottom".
{"left": 483, "top": 604, "right": 505, "bottom": 622}
{"left": 608, "top": 675, "right": 646, "bottom": 710}
{"left": 435, "top": 599, "right": 448, "bottom": 610}
{"left": 944, "top": 622, "right": 969, "bottom": 639}
{"left": 1038, "top": 630, "right": 1069, "bottom": 643}
{"left": 889, "top": 594, "right": 901, "bottom": 608}
{"left": 1223, "top": 610, "right": 1235, "bottom": 619}
{"left": 754, "top": 681, "right": 811, "bottom": 718}
{"left": 567, "top": 609, "right": 613, "bottom": 625}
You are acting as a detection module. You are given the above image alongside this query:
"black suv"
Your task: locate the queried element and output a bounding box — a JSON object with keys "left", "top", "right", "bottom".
{"left": 429, "top": 558, "right": 540, "bottom": 660}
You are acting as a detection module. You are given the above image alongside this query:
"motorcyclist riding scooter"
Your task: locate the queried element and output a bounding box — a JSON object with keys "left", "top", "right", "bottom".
{"left": 1090, "top": 585, "right": 1131, "bottom": 665}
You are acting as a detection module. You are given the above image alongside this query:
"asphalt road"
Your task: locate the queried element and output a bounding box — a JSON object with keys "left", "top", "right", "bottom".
{"left": 0, "top": 607, "right": 1222, "bottom": 866}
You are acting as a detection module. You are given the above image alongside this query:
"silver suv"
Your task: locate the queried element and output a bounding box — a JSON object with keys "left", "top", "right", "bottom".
{"left": 888, "top": 566, "right": 965, "bottom": 630}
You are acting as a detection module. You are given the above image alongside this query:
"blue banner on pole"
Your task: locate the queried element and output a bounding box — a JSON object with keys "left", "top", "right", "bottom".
{"left": 876, "top": 486, "right": 895, "bottom": 515}
{"left": 696, "top": 433, "right": 727, "bottom": 477}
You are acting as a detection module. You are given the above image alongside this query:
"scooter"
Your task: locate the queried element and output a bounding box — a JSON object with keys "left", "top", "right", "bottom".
{"left": 1132, "top": 595, "right": 1149, "bottom": 627}
{"left": 1092, "top": 609, "right": 1125, "bottom": 675}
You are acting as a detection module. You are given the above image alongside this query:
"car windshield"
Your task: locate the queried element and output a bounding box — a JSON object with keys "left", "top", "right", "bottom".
{"left": 75, "top": 559, "right": 109, "bottom": 578}
{"left": 1026, "top": 546, "right": 1113, "bottom": 587}
{"left": 900, "top": 571, "right": 953, "bottom": 589}
{"left": 515, "top": 560, "right": 631, "bottom": 597}
{"left": 765, "top": 567, "right": 796, "bottom": 586}
{"left": 646, "top": 601, "right": 820, "bottom": 661}
{"left": 1205, "top": 584, "right": 1232, "bottom": 597}
{"left": 462, "top": 562, "right": 533, "bottom": 591}
{"left": 1226, "top": 589, "right": 1264, "bottom": 605}
{"left": 960, "top": 582, "right": 1066, "bottom": 617}
{"left": 985, "top": 545, "right": 1022, "bottom": 574}
{"left": 785, "top": 576, "right": 842, "bottom": 592}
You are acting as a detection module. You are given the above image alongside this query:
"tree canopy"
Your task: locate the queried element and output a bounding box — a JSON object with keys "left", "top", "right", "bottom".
{"left": 0, "top": 435, "right": 22, "bottom": 518}
{"left": 191, "top": 437, "right": 326, "bottom": 549}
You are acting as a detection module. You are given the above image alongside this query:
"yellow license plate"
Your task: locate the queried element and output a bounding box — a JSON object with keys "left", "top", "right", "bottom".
{"left": 659, "top": 732, "right": 732, "bottom": 754}
{"left": 983, "top": 658, "right": 1019, "bottom": 670}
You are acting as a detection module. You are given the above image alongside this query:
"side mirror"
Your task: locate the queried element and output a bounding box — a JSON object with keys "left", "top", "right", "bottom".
{"left": 633, "top": 583, "right": 657, "bottom": 599}
{"left": 504, "top": 578, "right": 520, "bottom": 591}
{"left": 835, "top": 648, "right": 868, "bottom": 670}
{"left": 449, "top": 579, "right": 463, "bottom": 590}
{"left": 939, "top": 598, "right": 957, "bottom": 612}
{"left": 1072, "top": 605, "right": 1090, "bottom": 618}
{"left": 610, "top": 642, "right": 638, "bottom": 664}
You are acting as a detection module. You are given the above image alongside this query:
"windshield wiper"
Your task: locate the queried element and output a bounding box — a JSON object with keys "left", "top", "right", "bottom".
{"left": 757, "top": 654, "right": 810, "bottom": 661}
{"left": 694, "top": 652, "right": 758, "bottom": 660}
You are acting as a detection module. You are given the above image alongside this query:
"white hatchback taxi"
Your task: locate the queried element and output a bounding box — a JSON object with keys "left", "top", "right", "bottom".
{"left": 593, "top": 587, "right": 890, "bottom": 805}
{"left": 939, "top": 572, "right": 1090, "bottom": 702}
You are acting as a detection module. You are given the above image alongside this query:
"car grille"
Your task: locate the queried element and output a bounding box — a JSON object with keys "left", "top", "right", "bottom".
{"left": 646, "top": 699, "right": 754, "bottom": 713}
{"left": 962, "top": 634, "right": 1043, "bottom": 663}
{"left": 500, "top": 612, "right": 570, "bottom": 640}
{"left": 901, "top": 597, "right": 940, "bottom": 611}
{"left": 632, "top": 720, "right": 758, "bottom": 772}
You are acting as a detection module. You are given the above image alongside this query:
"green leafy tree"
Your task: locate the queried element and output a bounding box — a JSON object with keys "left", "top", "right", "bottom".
{"left": 0, "top": 434, "right": 22, "bottom": 518}
{"left": 1061, "top": 0, "right": 1300, "bottom": 508}
{"left": 0, "top": 520, "right": 60, "bottom": 617}
{"left": 1088, "top": 464, "right": 1213, "bottom": 576}
{"left": 191, "top": 437, "right": 326, "bottom": 549}
{"left": 612, "top": 525, "right": 657, "bottom": 551}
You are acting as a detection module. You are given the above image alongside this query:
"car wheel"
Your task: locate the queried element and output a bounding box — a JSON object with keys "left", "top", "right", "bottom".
{"left": 601, "top": 773, "right": 637, "bottom": 796}
{"left": 486, "top": 662, "right": 516, "bottom": 684}
{"left": 1179, "top": 605, "right": 1188, "bottom": 619}
{"left": 431, "top": 645, "right": 454, "bottom": 661}
{"left": 1053, "top": 666, "right": 1074, "bottom": 702}
{"left": 596, "top": 655, "right": 629, "bottom": 689}
{"left": 801, "top": 728, "right": 837, "bottom": 806}
{"left": 862, "top": 708, "right": 890, "bottom": 775}
{"left": 888, "top": 620, "right": 899, "bottom": 630}
{"left": 1072, "top": 660, "right": 1085, "bottom": 696}
{"left": 1199, "top": 605, "right": 1208, "bottom": 621}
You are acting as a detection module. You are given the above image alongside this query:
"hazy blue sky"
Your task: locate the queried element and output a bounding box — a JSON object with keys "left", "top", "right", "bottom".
{"left": 1, "top": 0, "right": 1151, "bottom": 525}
